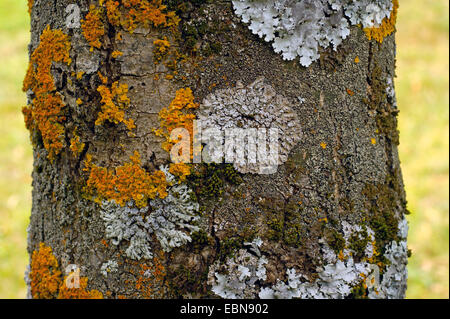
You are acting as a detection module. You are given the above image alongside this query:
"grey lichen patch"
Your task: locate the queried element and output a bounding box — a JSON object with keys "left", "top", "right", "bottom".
{"left": 208, "top": 238, "right": 268, "bottom": 298}
{"left": 101, "top": 260, "right": 119, "bottom": 277}
{"left": 232, "top": 0, "right": 394, "bottom": 66}
{"left": 197, "top": 77, "right": 302, "bottom": 174}
{"left": 100, "top": 168, "right": 200, "bottom": 260}
{"left": 209, "top": 219, "right": 408, "bottom": 299}
{"left": 375, "top": 238, "right": 408, "bottom": 298}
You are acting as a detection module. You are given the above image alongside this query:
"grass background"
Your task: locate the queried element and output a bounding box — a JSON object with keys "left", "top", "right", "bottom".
{"left": 0, "top": 0, "right": 448, "bottom": 299}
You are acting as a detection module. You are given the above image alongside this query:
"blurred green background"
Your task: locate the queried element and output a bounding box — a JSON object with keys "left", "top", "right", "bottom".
{"left": 0, "top": 0, "right": 448, "bottom": 299}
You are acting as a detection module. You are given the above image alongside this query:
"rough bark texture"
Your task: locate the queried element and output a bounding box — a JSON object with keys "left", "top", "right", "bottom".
{"left": 25, "top": 0, "right": 408, "bottom": 299}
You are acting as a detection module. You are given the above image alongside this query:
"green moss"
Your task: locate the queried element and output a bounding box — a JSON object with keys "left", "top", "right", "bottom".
{"left": 365, "top": 64, "right": 400, "bottom": 145}
{"left": 348, "top": 227, "right": 370, "bottom": 259}
{"left": 166, "top": 0, "right": 212, "bottom": 12}
{"left": 261, "top": 198, "right": 305, "bottom": 248}
{"left": 217, "top": 237, "right": 243, "bottom": 261}
{"left": 167, "top": 263, "right": 210, "bottom": 297}
{"left": 188, "top": 164, "right": 242, "bottom": 199}
{"left": 165, "top": 0, "right": 227, "bottom": 56}
{"left": 267, "top": 217, "right": 284, "bottom": 241}
{"left": 283, "top": 224, "right": 303, "bottom": 247}
{"left": 362, "top": 182, "right": 400, "bottom": 251}
{"left": 189, "top": 230, "right": 212, "bottom": 251}
{"left": 349, "top": 281, "right": 368, "bottom": 299}
{"left": 323, "top": 228, "right": 346, "bottom": 254}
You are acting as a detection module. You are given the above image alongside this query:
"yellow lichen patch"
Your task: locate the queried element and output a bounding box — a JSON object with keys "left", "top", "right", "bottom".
{"left": 70, "top": 129, "right": 85, "bottom": 156}
{"left": 76, "top": 71, "right": 85, "bottom": 80}
{"left": 154, "top": 88, "right": 198, "bottom": 156}
{"left": 354, "top": 56, "right": 360, "bottom": 64}
{"left": 76, "top": 98, "right": 83, "bottom": 106}
{"left": 169, "top": 163, "right": 191, "bottom": 182}
{"left": 320, "top": 142, "right": 327, "bottom": 149}
{"left": 364, "top": 0, "right": 399, "bottom": 43}
{"left": 96, "top": 80, "right": 136, "bottom": 132}
{"left": 153, "top": 37, "right": 171, "bottom": 62}
{"left": 135, "top": 251, "right": 167, "bottom": 298}
{"left": 371, "top": 138, "right": 377, "bottom": 145}
{"left": 103, "top": 0, "right": 121, "bottom": 25}
{"left": 22, "top": 25, "right": 72, "bottom": 160}
{"left": 152, "top": 36, "right": 186, "bottom": 80}
{"left": 112, "top": 50, "right": 123, "bottom": 58}
{"left": 30, "top": 242, "right": 103, "bottom": 299}
{"left": 103, "top": 0, "right": 180, "bottom": 33}
{"left": 101, "top": 0, "right": 180, "bottom": 33}
{"left": 28, "top": 0, "right": 33, "bottom": 15}
{"left": 366, "top": 240, "right": 381, "bottom": 264}
{"left": 30, "top": 243, "right": 62, "bottom": 299}
{"left": 98, "top": 72, "right": 108, "bottom": 85}
{"left": 58, "top": 277, "right": 103, "bottom": 299}
{"left": 83, "top": 151, "right": 169, "bottom": 208}
{"left": 82, "top": 5, "right": 105, "bottom": 50}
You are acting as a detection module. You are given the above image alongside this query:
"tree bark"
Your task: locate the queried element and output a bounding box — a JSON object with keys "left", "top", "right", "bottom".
{"left": 25, "top": 0, "right": 409, "bottom": 299}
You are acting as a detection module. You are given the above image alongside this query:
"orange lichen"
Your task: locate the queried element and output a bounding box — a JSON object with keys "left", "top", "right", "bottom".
{"left": 152, "top": 36, "right": 185, "bottom": 80}
{"left": 70, "top": 129, "right": 85, "bottom": 156}
{"left": 28, "top": 0, "right": 33, "bottom": 15}
{"left": 135, "top": 251, "right": 167, "bottom": 298}
{"left": 76, "top": 71, "right": 85, "bottom": 80}
{"left": 96, "top": 80, "right": 136, "bottom": 132}
{"left": 346, "top": 88, "right": 355, "bottom": 96}
{"left": 354, "top": 56, "right": 360, "bottom": 64}
{"left": 102, "top": 0, "right": 179, "bottom": 33}
{"left": 58, "top": 277, "right": 103, "bottom": 299}
{"left": 81, "top": 5, "right": 105, "bottom": 50}
{"left": 337, "top": 250, "right": 346, "bottom": 261}
{"left": 366, "top": 240, "right": 381, "bottom": 264}
{"left": 154, "top": 88, "right": 198, "bottom": 156}
{"left": 112, "top": 50, "right": 123, "bottom": 58}
{"left": 169, "top": 163, "right": 191, "bottom": 182}
{"left": 104, "top": 0, "right": 121, "bottom": 25}
{"left": 364, "top": 0, "right": 399, "bottom": 43}
{"left": 22, "top": 25, "right": 71, "bottom": 160}
{"left": 98, "top": 72, "right": 109, "bottom": 85}
{"left": 153, "top": 38, "right": 171, "bottom": 62}
{"left": 30, "top": 242, "right": 103, "bottom": 299}
{"left": 83, "top": 151, "right": 169, "bottom": 207}
{"left": 30, "top": 243, "right": 62, "bottom": 299}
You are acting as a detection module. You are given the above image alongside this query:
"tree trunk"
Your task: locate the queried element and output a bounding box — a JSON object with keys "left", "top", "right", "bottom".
{"left": 24, "top": 0, "right": 409, "bottom": 299}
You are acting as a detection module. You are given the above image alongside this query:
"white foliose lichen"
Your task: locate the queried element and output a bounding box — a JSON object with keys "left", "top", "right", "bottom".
{"left": 232, "top": 0, "right": 393, "bottom": 66}
{"left": 208, "top": 238, "right": 268, "bottom": 298}
{"left": 101, "top": 260, "right": 119, "bottom": 277}
{"left": 210, "top": 217, "right": 408, "bottom": 299}
{"left": 367, "top": 216, "right": 409, "bottom": 299}
{"left": 100, "top": 167, "right": 200, "bottom": 260}
{"left": 386, "top": 76, "right": 398, "bottom": 108}
{"left": 198, "top": 77, "right": 302, "bottom": 174}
